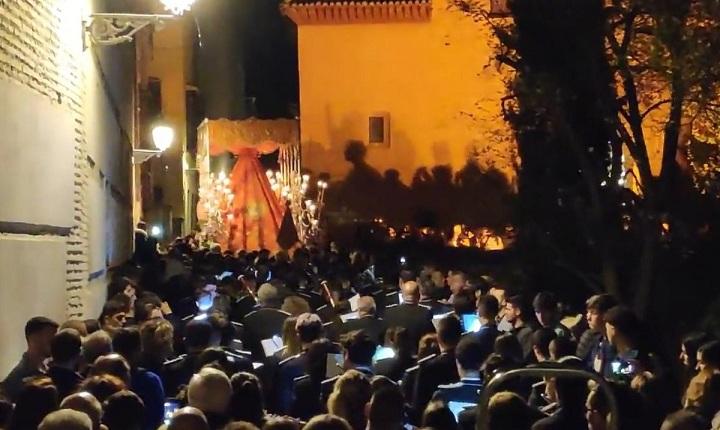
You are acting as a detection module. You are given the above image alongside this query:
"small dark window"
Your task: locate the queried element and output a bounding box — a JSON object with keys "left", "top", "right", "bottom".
{"left": 369, "top": 116, "right": 385, "bottom": 144}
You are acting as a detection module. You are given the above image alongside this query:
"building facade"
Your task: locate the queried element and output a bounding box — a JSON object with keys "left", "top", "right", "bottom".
{"left": 0, "top": 0, "right": 141, "bottom": 374}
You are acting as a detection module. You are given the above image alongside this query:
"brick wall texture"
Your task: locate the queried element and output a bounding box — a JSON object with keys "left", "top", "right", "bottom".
{"left": 1, "top": 0, "right": 96, "bottom": 317}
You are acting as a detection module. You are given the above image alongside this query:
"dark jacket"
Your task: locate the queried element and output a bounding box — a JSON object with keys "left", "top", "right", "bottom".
{"left": 374, "top": 353, "right": 415, "bottom": 382}
{"left": 531, "top": 407, "right": 587, "bottom": 430}
{"left": 411, "top": 351, "right": 460, "bottom": 413}
{"left": 1, "top": 353, "right": 43, "bottom": 401}
{"left": 419, "top": 298, "right": 453, "bottom": 316}
{"left": 47, "top": 365, "right": 83, "bottom": 400}
{"left": 432, "top": 377, "right": 483, "bottom": 404}
{"left": 383, "top": 303, "right": 435, "bottom": 351}
{"left": 242, "top": 308, "right": 291, "bottom": 360}
{"left": 131, "top": 368, "right": 165, "bottom": 430}
{"left": 341, "top": 316, "right": 387, "bottom": 345}
{"left": 464, "top": 324, "right": 500, "bottom": 365}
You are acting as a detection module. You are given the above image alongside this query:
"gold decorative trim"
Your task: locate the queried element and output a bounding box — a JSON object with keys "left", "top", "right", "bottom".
{"left": 282, "top": 1, "right": 432, "bottom": 25}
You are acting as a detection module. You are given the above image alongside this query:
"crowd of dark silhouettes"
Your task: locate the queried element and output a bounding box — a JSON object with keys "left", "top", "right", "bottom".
{"left": 1, "top": 234, "right": 719, "bottom": 430}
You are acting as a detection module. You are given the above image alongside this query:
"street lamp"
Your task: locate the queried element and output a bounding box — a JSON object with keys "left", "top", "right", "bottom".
{"left": 133, "top": 122, "right": 175, "bottom": 165}
{"left": 84, "top": 1, "right": 197, "bottom": 47}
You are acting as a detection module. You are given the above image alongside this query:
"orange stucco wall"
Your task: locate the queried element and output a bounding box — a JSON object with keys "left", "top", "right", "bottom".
{"left": 295, "top": 0, "right": 517, "bottom": 187}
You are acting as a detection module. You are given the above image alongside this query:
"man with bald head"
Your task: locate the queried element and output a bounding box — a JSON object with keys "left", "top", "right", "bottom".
{"left": 61, "top": 392, "right": 106, "bottom": 430}
{"left": 39, "top": 409, "right": 92, "bottom": 430}
{"left": 341, "top": 296, "right": 387, "bottom": 345}
{"left": 384, "top": 281, "right": 434, "bottom": 353}
{"left": 166, "top": 407, "right": 209, "bottom": 430}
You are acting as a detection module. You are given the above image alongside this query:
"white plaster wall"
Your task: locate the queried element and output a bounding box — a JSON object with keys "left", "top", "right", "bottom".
{"left": 0, "top": 235, "right": 68, "bottom": 375}
{"left": 0, "top": 81, "right": 76, "bottom": 228}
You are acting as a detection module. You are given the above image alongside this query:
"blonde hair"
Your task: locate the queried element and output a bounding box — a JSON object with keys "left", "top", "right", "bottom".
{"left": 188, "top": 367, "right": 232, "bottom": 414}
{"left": 140, "top": 318, "right": 174, "bottom": 361}
{"left": 327, "top": 370, "right": 371, "bottom": 430}
{"left": 281, "top": 317, "right": 301, "bottom": 358}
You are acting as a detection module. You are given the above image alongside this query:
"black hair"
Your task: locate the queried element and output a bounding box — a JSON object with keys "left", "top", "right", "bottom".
{"left": 699, "top": 340, "right": 720, "bottom": 369}
{"left": 494, "top": 333, "right": 524, "bottom": 364}
{"left": 342, "top": 330, "right": 377, "bottom": 367}
{"left": 102, "top": 390, "right": 145, "bottom": 430}
{"left": 111, "top": 327, "right": 141, "bottom": 362}
{"left": 297, "top": 318, "right": 323, "bottom": 344}
{"left": 184, "top": 319, "right": 213, "bottom": 350}
{"left": 229, "top": 372, "right": 265, "bottom": 426}
{"left": 604, "top": 306, "right": 642, "bottom": 342}
{"left": 50, "top": 329, "right": 82, "bottom": 363}
{"left": 533, "top": 292, "right": 558, "bottom": 312}
{"left": 455, "top": 335, "right": 485, "bottom": 371}
{"left": 453, "top": 292, "right": 476, "bottom": 316}
{"left": 436, "top": 315, "right": 463, "bottom": 348}
{"left": 682, "top": 332, "right": 713, "bottom": 369}
{"left": 531, "top": 327, "right": 557, "bottom": 358}
{"left": 477, "top": 294, "right": 500, "bottom": 319}
{"left": 25, "top": 316, "right": 58, "bottom": 339}
{"left": 99, "top": 300, "right": 127, "bottom": 322}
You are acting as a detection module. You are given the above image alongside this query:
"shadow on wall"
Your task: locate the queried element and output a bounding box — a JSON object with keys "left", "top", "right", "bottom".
{"left": 320, "top": 141, "right": 515, "bottom": 229}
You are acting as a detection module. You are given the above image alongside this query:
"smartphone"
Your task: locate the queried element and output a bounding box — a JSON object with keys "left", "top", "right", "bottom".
{"left": 372, "top": 346, "right": 396, "bottom": 363}
{"left": 196, "top": 292, "right": 214, "bottom": 312}
{"left": 163, "top": 399, "right": 181, "bottom": 425}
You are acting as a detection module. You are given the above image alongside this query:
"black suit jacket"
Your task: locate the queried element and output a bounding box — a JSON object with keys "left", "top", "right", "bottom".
{"left": 383, "top": 303, "right": 435, "bottom": 351}
{"left": 419, "top": 298, "right": 453, "bottom": 316}
{"left": 412, "top": 351, "right": 460, "bottom": 413}
{"left": 341, "top": 316, "right": 387, "bottom": 345}
{"left": 242, "top": 308, "right": 291, "bottom": 359}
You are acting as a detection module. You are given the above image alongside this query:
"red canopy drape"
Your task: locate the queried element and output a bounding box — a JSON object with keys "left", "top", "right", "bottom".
{"left": 199, "top": 119, "right": 298, "bottom": 252}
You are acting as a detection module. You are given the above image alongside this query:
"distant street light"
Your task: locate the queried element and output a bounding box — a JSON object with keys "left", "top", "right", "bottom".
{"left": 133, "top": 122, "right": 175, "bottom": 165}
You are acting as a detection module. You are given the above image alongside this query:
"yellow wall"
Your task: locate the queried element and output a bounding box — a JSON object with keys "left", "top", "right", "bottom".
{"left": 147, "top": 18, "right": 192, "bottom": 235}
{"left": 296, "top": 0, "right": 517, "bottom": 186}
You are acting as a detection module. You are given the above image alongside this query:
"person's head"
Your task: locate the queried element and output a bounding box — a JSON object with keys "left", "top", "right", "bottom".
{"left": 134, "top": 293, "right": 164, "bottom": 323}
{"left": 553, "top": 357, "right": 587, "bottom": 408}
{"left": 418, "top": 275, "right": 436, "bottom": 300}
{"left": 51, "top": 328, "right": 82, "bottom": 368}
{"left": 184, "top": 319, "right": 213, "bottom": 352}
{"left": 296, "top": 313, "right": 324, "bottom": 344}
{"left": 99, "top": 300, "right": 128, "bottom": 334}
{"left": 327, "top": 370, "right": 371, "bottom": 430}
{"left": 660, "top": 410, "right": 707, "bottom": 430}
{"left": 418, "top": 333, "right": 439, "bottom": 359}
{"left": 102, "top": 390, "right": 145, "bottom": 430}
{"left": 400, "top": 281, "right": 420, "bottom": 305}
{"left": 487, "top": 391, "right": 536, "bottom": 430}
{"left": 452, "top": 291, "right": 477, "bottom": 316}
{"left": 188, "top": 367, "right": 232, "bottom": 416}
{"left": 366, "top": 385, "right": 404, "bottom": 430}
{"left": 531, "top": 327, "right": 557, "bottom": 362}
{"left": 261, "top": 416, "right": 300, "bottom": 430}
{"left": 9, "top": 376, "right": 59, "bottom": 430}
{"left": 549, "top": 336, "right": 577, "bottom": 361}
{"left": 586, "top": 382, "right": 646, "bottom": 430}
{"left": 107, "top": 277, "right": 137, "bottom": 303}
{"left": 25, "top": 316, "right": 59, "bottom": 358}
{"left": 84, "top": 319, "right": 101, "bottom": 335}
{"left": 60, "top": 392, "right": 104, "bottom": 430}
{"left": 604, "top": 306, "right": 641, "bottom": 350}
{"left": 77, "top": 374, "right": 126, "bottom": 403}
{"left": 455, "top": 335, "right": 485, "bottom": 378}
{"left": 82, "top": 330, "right": 113, "bottom": 365}
{"left": 139, "top": 317, "right": 174, "bottom": 362}
{"left": 341, "top": 330, "right": 377, "bottom": 369}
{"left": 281, "top": 296, "right": 311, "bottom": 316}
{"left": 494, "top": 333, "right": 524, "bottom": 364}
{"left": 533, "top": 292, "right": 559, "bottom": 327}
{"left": 60, "top": 320, "right": 89, "bottom": 338}
{"left": 585, "top": 294, "right": 618, "bottom": 333}
{"left": 38, "top": 409, "right": 92, "bottom": 430}
{"left": 477, "top": 294, "right": 500, "bottom": 323}
{"left": 504, "top": 295, "right": 530, "bottom": 326}
{"left": 421, "top": 400, "right": 457, "bottom": 430}
{"left": 167, "top": 407, "right": 208, "bottom": 430}
{"left": 356, "top": 296, "right": 376, "bottom": 317}
{"left": 303, "top": 414, "right": 352, "bottom": 430}
{"left": 384, "top": 326, "right": 413, "bottom": 356}
{"left": 90, "top": 354, "right": 131, "bottom": 385}
{"left": 229, "top": 372, "right": 265, "bottom": 425}
{"left": 697, "top": 340, "right": 720, "bottom": 373}
{"left": 257, "top": 283, "right": 279, "bottom": 308}
{"left": 436, "top": 315, "right": 463, "bottom": 352}
{"left": 680, "top": 332, "right": 712, "bottom": 370}
{"left": 111, "top": 327, "right": 141, "bottom": 365}
{"left": 446, "top": 270, "right": 467, "bottom": 296}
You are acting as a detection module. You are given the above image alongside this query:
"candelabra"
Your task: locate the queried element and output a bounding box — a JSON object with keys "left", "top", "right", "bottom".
{"left": 266, "top": 144, "right": 328, "bottom": 243}
{"left": 198, "top": 171, "right": 234, "bottom": 246}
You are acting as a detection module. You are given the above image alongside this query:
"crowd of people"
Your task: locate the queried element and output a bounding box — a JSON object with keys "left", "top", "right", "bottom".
{"left": 1, "top": 235, "right": 719, "bottom": 430}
